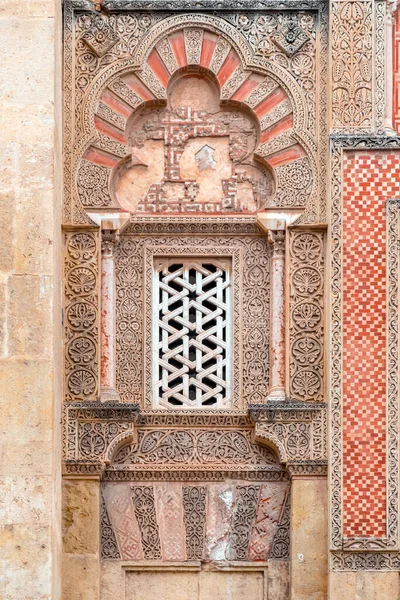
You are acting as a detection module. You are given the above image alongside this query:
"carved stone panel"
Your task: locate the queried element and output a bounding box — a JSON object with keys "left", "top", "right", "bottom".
{"left": 63, "top": 229, "right": 100, "bottom": 402}
{"left": 331, "top": 0, "right": 386, "bottom": 132}
{"left": 288, "top": 231, "right": 324, "bottom": 402}
{"left": 101, "top": 480, "right": 289, "bottom": 562}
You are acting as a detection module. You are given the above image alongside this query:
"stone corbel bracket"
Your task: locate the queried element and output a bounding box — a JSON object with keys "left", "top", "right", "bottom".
{"left": 249, "top": 401, "right": 327, "bottom": 476}
{"left": 63, "top": 402, "right": 140, "bottom": 477}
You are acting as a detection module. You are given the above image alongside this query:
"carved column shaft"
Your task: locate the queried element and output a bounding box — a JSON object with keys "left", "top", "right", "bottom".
{"left": 268, "top": 230, "right": 286, "bottom": 399}
{"left": 100, "top": 229, "right": 119, "bottom": 401}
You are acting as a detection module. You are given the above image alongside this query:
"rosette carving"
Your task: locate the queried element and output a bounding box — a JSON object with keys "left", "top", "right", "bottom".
{"left": 64, "top": 230, "right": 100, "bottom": 401}
{"left": 289, "top": 231, "right": 324, "bottom": 401}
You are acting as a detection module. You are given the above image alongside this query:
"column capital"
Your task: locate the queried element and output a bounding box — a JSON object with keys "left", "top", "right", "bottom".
{"left": 268, "top": 229, "right": 286, "bottom": 258}
{"left": 101, "top": 229, "right": 119, "bottom": 256}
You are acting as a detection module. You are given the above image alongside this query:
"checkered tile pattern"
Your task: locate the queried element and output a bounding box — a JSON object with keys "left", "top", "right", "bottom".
{"left": 342, "top": 152, "right": 400, "bottom": 538}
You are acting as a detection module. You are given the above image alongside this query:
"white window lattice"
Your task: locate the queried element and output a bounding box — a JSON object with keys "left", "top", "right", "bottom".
{"left": 153, "top": 257, "right": 232, "bottom": 409}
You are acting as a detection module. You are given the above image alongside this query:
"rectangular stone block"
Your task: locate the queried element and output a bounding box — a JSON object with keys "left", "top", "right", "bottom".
{"left": 0, "top": 192, "right": 15, "bottom": 273}
{"left": 267, "top": 561, "right": 289, "bottom": 600}
{"left": 290, "top": 478, "right": 327, "bottom": 600}
{"left": 125, "top": 570, "right": 198, "bottom": 600}
{"left": 199, "top": 571, "right": 265, "bottom": 600}
{"left": 0, "top": 523, "right": 52, "bottom": 599}
{"left": 62, "top": 555, "right": 100, "bottom": 600}
{"left": 329, "top": 571, "right": 400, "bottom": 600}
{"left": 0, "top": 475, "right": 52, "bottom": 526}
{"left": 62, "top": 479, "right": 99, "bottom": 555}
{"left": 0, "top": 359, "right": 53, "bottom": 444}
{"left": 7, "top": 275, "right": 53, "bottom": 357}
{"left": 100, "top": 562, "right": 124, "bottom": 600}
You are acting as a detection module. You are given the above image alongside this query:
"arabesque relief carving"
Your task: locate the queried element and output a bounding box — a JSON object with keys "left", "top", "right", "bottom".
{"left": 331, "top": 0, "right": 386, "bottom": 132}
{"left": 63, "top": 229, "right": 100, "bottom": 402}
{"left": 289, "top": 231, "right": 324, "bottom": 401}
{"left": 64, "top": 1, "right": 328, "bottom": 224}
{"left": 101, "top": 481, "right": 290, "bottom": 562}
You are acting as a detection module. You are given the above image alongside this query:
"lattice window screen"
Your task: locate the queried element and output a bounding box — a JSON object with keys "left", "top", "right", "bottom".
{"left": 153, "top": 257, "right": 232, "bottom": 409}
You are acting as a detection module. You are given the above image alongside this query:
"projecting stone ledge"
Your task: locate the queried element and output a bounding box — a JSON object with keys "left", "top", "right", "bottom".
{"left": 248, "top": 401, "right": 327, "bottom": 472}
{"left": 63, "top": 402, "right": 140, "bottom": 477}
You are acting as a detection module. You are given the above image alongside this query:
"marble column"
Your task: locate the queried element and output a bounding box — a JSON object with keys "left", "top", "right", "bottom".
{"left": 268, "top": 230, "right": 286, "bottom": 400}
{"left": 100, "top": 229, "right": 119, "bottom": 402}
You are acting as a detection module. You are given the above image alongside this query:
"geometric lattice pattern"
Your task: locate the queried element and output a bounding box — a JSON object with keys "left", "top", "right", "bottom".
{"left": 342, "top": 152, "right": 400, "bottom": 538}
{"left": 153, "top": 258, "right": 232, "bottom": 409}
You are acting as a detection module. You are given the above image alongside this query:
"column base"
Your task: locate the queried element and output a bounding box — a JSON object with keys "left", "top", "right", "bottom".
{"left": 99, "top": 387, "right": 120, "bottom": 403}
{"left": 267, "top": 388, "right": 286, "bottom": 401}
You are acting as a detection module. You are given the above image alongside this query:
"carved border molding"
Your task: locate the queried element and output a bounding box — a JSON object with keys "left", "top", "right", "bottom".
{"left": 288, "top": 230, "right": 325, "bottom": 401}
{"left": 122, "top": 215, "right": 261, "bottom": 235}
{"left": 63, "top": 228, "right": 100, "bottom": 402}
{"left": 330, "top": 136, "right": 400, "bottom": 568}
{"left": 116, "top": 233, "right": 271, "bottom": 408}
{"left": 102, "top": 0, "right": 327, "bottom": 9}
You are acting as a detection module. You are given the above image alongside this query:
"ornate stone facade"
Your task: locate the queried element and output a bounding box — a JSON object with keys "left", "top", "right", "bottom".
{"left": 5, "top": 0, "right": 400, "bottom": 598}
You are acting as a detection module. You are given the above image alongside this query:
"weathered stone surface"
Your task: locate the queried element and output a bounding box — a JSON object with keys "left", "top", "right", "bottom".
{"left": 267, "top": 561, "right": 290, "bottom": 600}
{"left": 0, "top": 359, "right": 53, "bottom": 444}
{"left": 8, "top": 275, "right": 53, "bottom": 357}
{"left": 329, "top": 571, "right": 400, "bottom": 600}
{"left": 0, "top": 1, "right": 62, "bottom": 598}
{"left": 290, "top": 478, "right": 328, "bottom": 600}
{"left": 0, "top": 524, "right": 52, "bottom": 599}
{"left": 100, "top": 562, "right": 124, "bottom": 600}
{"left": 0, "top": 192, "right": 15, "bottom": 273}
{"left": 0, "top": 476, "right": 52, "bottom": 525}
{"left": 126, "top": 571, "right": 199, "bottom": 600}
{"left": 199, "top": 571, "right": 265, "bottom": 600}
{"left": 62, "top": 555, "right": 100, "bottom": 600}
{"left": 62, "top": 480, "right": 99, "bottom": 555}
{"left": 205, "top": 483, "right": 235, "bottom": 561}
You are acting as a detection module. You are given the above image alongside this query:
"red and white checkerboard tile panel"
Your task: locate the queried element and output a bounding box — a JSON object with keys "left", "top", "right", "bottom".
{"left": 342, "top": 151, "right": 400, "bottom": 538}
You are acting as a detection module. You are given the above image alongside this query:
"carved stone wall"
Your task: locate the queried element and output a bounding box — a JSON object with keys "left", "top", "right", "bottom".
{"left": 101, "top": 480, "right": 290, "bottom": 562}
{"left": 61, "top": 3, "right": 331, "bottom": 598}
{"left": 64, "top": 0, "right": 328, "bottom": 224}
{"left": 331, "top": 0, "right": 385, "bottom": 132}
